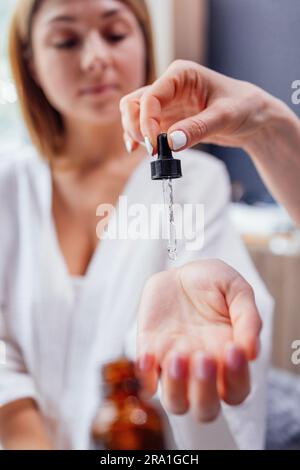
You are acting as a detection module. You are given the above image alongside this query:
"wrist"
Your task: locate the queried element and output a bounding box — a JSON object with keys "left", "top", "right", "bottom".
{"left": 244, "top": 92, "right": 299, "bottom": 162}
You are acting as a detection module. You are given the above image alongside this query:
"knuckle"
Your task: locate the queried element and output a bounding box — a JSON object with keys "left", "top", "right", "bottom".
{"left": 169, "top": 59, "right": 195, "bottom": 72}
{"left": 218, "top": 103, "right": 236, "bottom": 123}
{"left": 188, "top": 117, "right": 208, "bottom": 139}
{"left": 169, "top": 59, "right": 185, "bottom": 71}
{"left": 247, "top": 84, "right": 264, "bottom": 102}
{"left": 231, "top": 273, "right": 254, "bottom": 297}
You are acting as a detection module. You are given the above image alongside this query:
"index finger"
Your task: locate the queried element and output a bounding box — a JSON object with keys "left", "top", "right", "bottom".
{"left": 139, "top": 75, "right": 179, "bottom": 153}
{"left": 119, "top": 86, "right": 149, "bottom": 144}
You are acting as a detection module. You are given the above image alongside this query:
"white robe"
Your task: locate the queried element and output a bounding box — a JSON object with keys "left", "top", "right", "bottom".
{"left": 0, "top": 145, "right": 273, "bottom": 450}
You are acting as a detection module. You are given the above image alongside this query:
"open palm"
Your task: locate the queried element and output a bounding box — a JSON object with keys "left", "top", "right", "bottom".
{"left": 137, "top": 260, "right": 261, "bottom": 421}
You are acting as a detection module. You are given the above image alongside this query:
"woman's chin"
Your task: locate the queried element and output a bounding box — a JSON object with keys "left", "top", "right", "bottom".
{"left": 76, "top": 107, "right": 121, "bottom": 127}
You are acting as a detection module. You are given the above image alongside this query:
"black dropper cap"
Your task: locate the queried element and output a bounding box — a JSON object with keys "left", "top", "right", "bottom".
{"left": 151, "top": 134, "right": 182, "bottom": 180}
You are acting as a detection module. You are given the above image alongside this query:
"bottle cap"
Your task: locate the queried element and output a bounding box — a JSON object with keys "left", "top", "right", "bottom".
{"left": 102, "top": 357, "right": 140, "bottom": 396}
{"left": 151, "top": 134, "right": 182, "bottom": 180}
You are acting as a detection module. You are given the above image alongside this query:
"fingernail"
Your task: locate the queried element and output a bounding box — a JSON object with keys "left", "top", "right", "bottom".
{"left": 194, "top": 353, "right": 216, "bottom": 381}
{"left": 125, "top": 139, "right": 133, "bottom": 154}
{"left": 137, "top": 353, "right": 154, "bottom": 372}
{"left": 168, "top": 355, "right": 188, "bottom": 380}
{"left": 226, "top": 345, "right": 245, "bottom": 372}
{"left": 144, "top": 136, "right": 153, "bottom": 157}
{"left": 169, "top": 131, "right": 187, "bottom": 151}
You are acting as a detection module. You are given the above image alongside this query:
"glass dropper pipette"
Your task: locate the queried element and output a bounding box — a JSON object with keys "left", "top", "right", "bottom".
{"left": 151, "top": 134, "right": 183, "bottom": 261}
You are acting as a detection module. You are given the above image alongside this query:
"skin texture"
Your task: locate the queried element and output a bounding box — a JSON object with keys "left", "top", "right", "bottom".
{"left": 120, "top": 59, "right": 300, "bottom": 226}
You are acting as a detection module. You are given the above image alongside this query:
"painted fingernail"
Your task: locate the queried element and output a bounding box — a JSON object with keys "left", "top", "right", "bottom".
{"left": 168, "top": 355, "right": 188, "bottom": 380}
{"left": 144, "top": 136, "right": 153, "bottom": 157}
{"left": 137, "top": 353, "right": 154, "bottom": 372}
{"left": 194, "top": 353, "right": 216, "bottom": 381}
{"left": 226, "top": 345, "right": 245, "bottom": 372}
{"left": 125, "top": 139, "right": 133, "bottom": 154}
{"left": 169, "top": 131, "right": 187, "bottom": 151}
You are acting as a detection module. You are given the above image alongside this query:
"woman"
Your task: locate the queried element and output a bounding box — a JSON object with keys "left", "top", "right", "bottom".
{"left": 0, "top": 0, "right": 272, "bottom": 450}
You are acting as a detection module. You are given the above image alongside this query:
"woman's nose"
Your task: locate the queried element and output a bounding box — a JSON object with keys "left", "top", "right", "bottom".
{"left": 81, "top": 31, "right": 112, "bottom": 72}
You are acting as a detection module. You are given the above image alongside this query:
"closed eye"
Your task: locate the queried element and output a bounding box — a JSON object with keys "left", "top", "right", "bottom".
{"left": 107, "top": 33, "right": 127, "bottom": 43}
{"left": 53, "top": 38, "right": 79, "bottom": 49}
{"left": 53, "top": 34, "right": 126, "bottom": 49}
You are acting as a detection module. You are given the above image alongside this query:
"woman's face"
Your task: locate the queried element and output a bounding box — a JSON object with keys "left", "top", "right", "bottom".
{"left": 31, "top": 0, "right": 147, "bottom": 127}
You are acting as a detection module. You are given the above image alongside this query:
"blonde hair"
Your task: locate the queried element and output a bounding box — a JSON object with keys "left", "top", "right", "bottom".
{"left": 9, "top": 0, "right": 156, "bottom": 159}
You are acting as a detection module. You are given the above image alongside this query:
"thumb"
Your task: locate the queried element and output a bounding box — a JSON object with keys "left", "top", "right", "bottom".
{"left": 229, "top": 286, "right": 262, "bottom": 361}
{"left": 167, "top": 104, "right": 228, "bottom": 151}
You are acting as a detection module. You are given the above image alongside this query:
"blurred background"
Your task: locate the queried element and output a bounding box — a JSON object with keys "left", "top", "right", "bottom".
{"left": 1, "top": 0, "right": 300, "bottom": 375}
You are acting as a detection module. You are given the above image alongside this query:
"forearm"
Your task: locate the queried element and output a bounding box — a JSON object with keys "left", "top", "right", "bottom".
{"left": 245, "top": 95, "right": 300, "bottom": 226}
{"left": 0, "top": 398, "right": 54, "bottom": 450}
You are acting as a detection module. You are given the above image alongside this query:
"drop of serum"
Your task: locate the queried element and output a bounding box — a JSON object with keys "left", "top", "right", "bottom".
{"left": 150, "top": 134, "right": 183, "bottom": 262}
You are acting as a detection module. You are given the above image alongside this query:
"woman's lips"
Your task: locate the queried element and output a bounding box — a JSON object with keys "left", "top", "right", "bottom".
{"left": 80, "top": 84, "right": 119, "bottom": 96}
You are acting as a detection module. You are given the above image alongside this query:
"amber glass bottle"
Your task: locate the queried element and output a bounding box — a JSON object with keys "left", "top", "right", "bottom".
{"left": 92, "top": 357, "right": 166, "bottom": 450}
